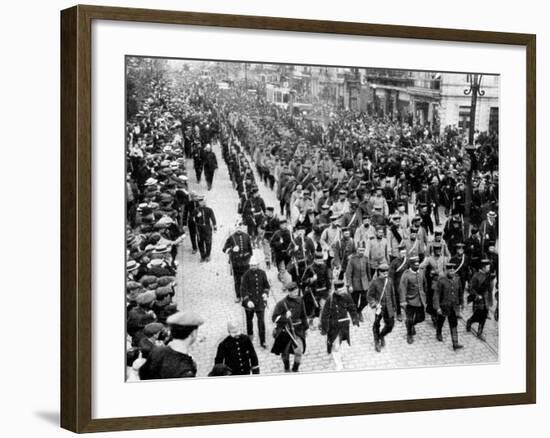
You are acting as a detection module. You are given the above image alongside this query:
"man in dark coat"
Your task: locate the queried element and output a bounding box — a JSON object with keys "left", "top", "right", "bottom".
{"left": 320, "top": 280, "right": 359, "bottom": 371}
{"left": 389, "top": 243, "right": 408, "bottom": 322}
{"left": 271, "top": 282, "right": 308, "bottom": 372}
{"left": 223, "top": 223, "right": 253, "bottom": 302}
{"left": 259, "top": 206, "right": 279, "bottom": 269}
{"left": 202, "top": 144, "right": 218, "bottom": 190}
{"left": 466, "top": 259, "right": 492, "bottom": 341}
{"left": 214, "top": 321, "right": 260, "bottom": 375}
{"left": 241, "top": 256, "right": 270, "bottom": 347}
{"left": 345, "top": 245, "right": 370, "bottom": 321}
{"left": 271, "top": 219, "right": 292, "bottom": 271}
{"left": 192, "top": 142, "right": 204, "bottom": 183}
{"left": 367, "top": 263, "right": 396, "bottom": 352}
{"left": 434, "top": 262, "right": 464, "bottom": 350}
{"left": 193, "top": 196, "right": 217, "bottom": 262}
{"left": 399, "top": 256, "right": 427, "bottom": 344}
{"left": 309, "top": 251, "right": 332, "bottom": 321}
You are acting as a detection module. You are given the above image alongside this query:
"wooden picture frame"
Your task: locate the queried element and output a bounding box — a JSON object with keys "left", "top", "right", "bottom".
{"left": 60, "top": 4, "right": 536, "bottom": 433}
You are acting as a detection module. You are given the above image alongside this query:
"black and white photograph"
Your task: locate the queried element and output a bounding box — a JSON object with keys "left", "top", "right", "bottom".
{"left": 125, "top": 57, "right": 500, "bottom": 380}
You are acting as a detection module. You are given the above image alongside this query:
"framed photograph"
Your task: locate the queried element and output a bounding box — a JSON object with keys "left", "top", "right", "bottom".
{"left": 60, "top": 4, "right": 536, "bottom": 433}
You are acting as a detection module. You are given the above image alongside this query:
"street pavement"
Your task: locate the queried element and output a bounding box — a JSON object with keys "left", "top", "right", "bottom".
{"left": 174, "top": 142, "right": 498, "bottom": 378}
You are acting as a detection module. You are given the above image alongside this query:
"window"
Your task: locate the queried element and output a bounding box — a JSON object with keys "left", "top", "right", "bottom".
{"left": 489, "top": 107, "right": 499, "bottom": 134}
{"left": 458, "top": 105, "right": 471, "bottom": 130}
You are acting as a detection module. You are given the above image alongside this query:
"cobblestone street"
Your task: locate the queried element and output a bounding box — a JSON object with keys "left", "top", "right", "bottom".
{"left": 174, "top": 142, "right": 498, "bottom": 378}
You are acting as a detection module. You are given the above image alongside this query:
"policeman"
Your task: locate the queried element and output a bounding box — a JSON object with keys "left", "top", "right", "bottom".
{"left": 139, "top": 311, "right": 204, "bottom": 380}
{"left": 367, "top": 263, "right": 396, "bottom": 352}
{"left": 223, "top": 222, "right": 253, "bottom": 303}
{"left": 214, "top": 321, "right": 260, "bottom": 375}
{"left": 202, "top": 143, "right": 218, "bottom": 190}
{"left": 240, "top": 256, "right": 270, "bottom": 348}
{"left": 193, "top": 195, "right": 217, "bottom": 262}
{"left": 320, "top": 280, "right": 359, "bottom": 371}
{"left": 434, "top": 262, "right": 464, "bottom": 350}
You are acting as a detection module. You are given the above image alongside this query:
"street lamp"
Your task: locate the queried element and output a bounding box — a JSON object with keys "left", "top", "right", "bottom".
{"left": 462, "top": 74, "right": 484, "bottom": 238}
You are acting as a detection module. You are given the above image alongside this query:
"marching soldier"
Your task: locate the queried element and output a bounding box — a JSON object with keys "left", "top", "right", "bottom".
{"left": 450, "top": 243, "right": 469, "bottom": 309}
{"left": 193, "top": 195, "right": 217, "bottom": 262}
{"left": 214, "top": 321, "right": 260, "bottom": 375}
{"left": 345, "top": 244, "right": 370, "bottom": 321}
{"left": 399, "top": 256, "right": 427, "bottom": 344}
{"left": 271, "top": 219, "right": 293, "bottom": 271}
{"left": 240, "top": 256, "right": 270, "bottom": 348}
{"left": 332, "top": 227, "right": 356, "bottom": 280}
{"left": 271, "top": 282, "right": 309, "bottom": 372}
{"left": 258, "top": 206, "right": 280, "bottom": 269}
{"left": 433, "top": 262, "right": 464, "bottom": 350}
{"left": 223, "top": 222, "right": 253, "bottom": 303}
{"left": 389, "top": 243, "right": 408, "bottom": 322}
{"left": 310, "top": 251, "right": 332, "bottom": 320}
{"left": 367, "top": 263, "right": 396, "bottom": 352}
{"left": 240, "top": 187, "right": 266, "bottom": 247}
{"left": 466, "top": 259, "right": 492, "bottom": 341}
{"left": 320, "top": 280, "right": 359, "bottom": 371}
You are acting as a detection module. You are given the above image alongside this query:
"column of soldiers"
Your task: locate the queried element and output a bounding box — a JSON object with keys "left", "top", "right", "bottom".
{"left": 125, "top": 71, "right": 499, "bottom": 379}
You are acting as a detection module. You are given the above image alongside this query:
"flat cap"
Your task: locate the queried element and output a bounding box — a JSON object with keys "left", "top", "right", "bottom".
{"left": 143, "top": 322, "right": 164, "bottom": 337}
{"left": 167, "top": 311, "right": 204, "bottom": 327}
{"left": 157, "top": 276, "right": 175, "bottom": 287}
{"left": 285, "top": 282, "right": 299, "bottom": 292}
{"left": 155, "top": 285, "right": 173, "bottom": 298}
{"left": 136, "top": 290, "right": 156, "bottom": 305}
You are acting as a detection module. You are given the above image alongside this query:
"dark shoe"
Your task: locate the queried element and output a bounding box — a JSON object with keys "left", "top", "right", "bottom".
{"left": 291, "top": 362, "right": 300, "bottom": 372}
{"left": 407, "top": 335, "right": 414, "bottom": 344}
{"left": 396, "top": 314, "right": 403, "bottom": 322}
{"left": 205, "top": 256, "right": 210, "bottom": 262}
{"left": 199, "top": 258, "right": 205, "bottom": 263}
{"left": 453, "top": 343, "right": 464, "bottom": 351}
{"left": 379, "top": 336, "right": 386, "bottom": 348}
{"left": 436, "top": 332, "right": 443, "bottom": 342}
{"left": 375, "top": 341, "right": 381, "bottom": 352}
{"left": 283, "top": 359, "right": 290, "bottom": 372}
{"left": 466, "top": 319, "right": 472, "bottom": 332}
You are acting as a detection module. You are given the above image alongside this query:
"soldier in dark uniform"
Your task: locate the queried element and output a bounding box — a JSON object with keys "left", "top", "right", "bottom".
{"left": 434, "top": 262, "right": 464, "bottom": 350}
{"left": 193, "top": 195, "right": 217, "bottom": 262}
{"left": 240, "top": 187, "right": 266, "bottom": 247}
{"left": 399, "top": 256, "right": 427, "bottom": 344}
{"left": 367, "top": 263, "right": 396, "bottom": 352}
{"left": 310, "top": 251, "right": 332, "bottom": 321}
{"left": 259, "top": 206, "right": 279, "bottom": 269}
{"left": 240, "top": 256, "right": 270, "bottom": 348}
{"left": 450, "top": 243, "right": 469, "bottom": 309}
{"left": 389, "top": 243, "right": 408, "bottom": 322}
{"left": 271, "top": 282, "right": 309, "bottom": 372}
{"left": 320, "top": 280, "right": 359, "bottom": 371}
{"left": 202, "top": 143, "right": 218, "bottom": 190}
{"left": 271, "top": 219, "right": 292, "bottom": 271}
{"left": 465, "top": 226, "right": 483, "bottom": 271}
{"left": 214, "top": 321, "right": 260, "bottom": 375}
{"left": 466, "top": 259, "right": 492, "bottom": 341}
{"left": 223, "top": 223, "right": 253, "bottom": 303}
{"left": 139, "top": 311, "right": 204, "bottom": 380}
